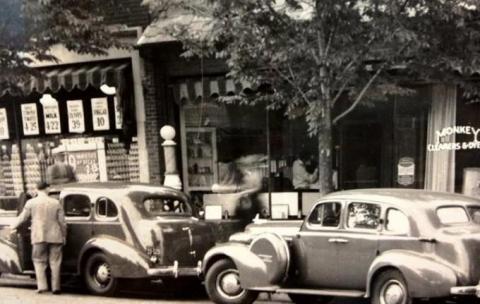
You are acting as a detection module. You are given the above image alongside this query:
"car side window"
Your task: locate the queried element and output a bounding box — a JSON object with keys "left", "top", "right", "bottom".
{"left": 385, "top": 208, "right": 409, "bottom": 234}
{"left": 96, "top": 197, "right": 118, "bottom": 218}
{"left": 64, "top": 194, "right": 91, "bottom": 217}
{"left": 308, "top": 202, "right": 342, "bottom": 227}
{"left": 347, "top": 202, "right": 381, "bottom": 229}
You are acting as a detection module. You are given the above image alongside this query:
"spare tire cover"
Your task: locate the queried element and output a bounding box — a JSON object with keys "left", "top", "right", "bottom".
{"left": 249, "top": 233, "right": 290, "bottom": 284}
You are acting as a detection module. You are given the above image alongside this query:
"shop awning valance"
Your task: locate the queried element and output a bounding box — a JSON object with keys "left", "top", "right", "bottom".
{"left": 2, "top": 61, "right": 130, "bottom": 97}
{"left": 174, "top": 77, "right": 254, "bottom": 104}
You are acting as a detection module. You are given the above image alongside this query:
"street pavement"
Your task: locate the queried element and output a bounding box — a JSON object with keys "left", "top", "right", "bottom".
{"left": 0, "top": 274, "right": 459, "bottom": 304}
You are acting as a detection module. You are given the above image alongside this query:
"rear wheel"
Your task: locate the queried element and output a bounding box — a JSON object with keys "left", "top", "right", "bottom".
{"left": 83, "top": 252, "right": 119, "bottom": 296}
{"left": 205, "top": 259, "right": 258, "bottom": 304}
{"left": 288, "top": 293, "right": 333, "bottom": 304}
{"left": 372, "top": 270, "right": 412, "bottom": 304}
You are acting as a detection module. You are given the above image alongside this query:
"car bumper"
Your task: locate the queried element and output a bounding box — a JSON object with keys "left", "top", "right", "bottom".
{"left": 146, "top": 261, "right": 202, "bottom": 278}
{"left": 450, "top": 283, "right": 480, "bottom": 297}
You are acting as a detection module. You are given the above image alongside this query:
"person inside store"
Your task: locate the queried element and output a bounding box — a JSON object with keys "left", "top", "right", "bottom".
{"left": 292, "top": 151, "right": 319, "bottom": 190}
{"left": 47, "top": 149, "right": 77, "bottom": 185}
{"left": 10, "top": 181, "right": 67, "bottom": 294}
{"left": 212, "top": 154, "right": 266, "bottom": 219}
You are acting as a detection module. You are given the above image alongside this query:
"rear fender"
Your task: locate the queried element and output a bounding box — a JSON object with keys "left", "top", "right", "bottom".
{"left": 203, "top": 242, "right": 272, "bottom": 289}
{"left": 0, "top": 239, "right": 22, "bottom": 274}
{"left": 78, "top": 236, "right": 150, "bottom": 278}
{"left": 367, "top": 251, "right": 457, "bottom": 298}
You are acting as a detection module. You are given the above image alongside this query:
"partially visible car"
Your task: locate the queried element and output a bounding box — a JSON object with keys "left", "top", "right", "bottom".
{"left": 203, "top": 188, "right": 480, "bottom": 304}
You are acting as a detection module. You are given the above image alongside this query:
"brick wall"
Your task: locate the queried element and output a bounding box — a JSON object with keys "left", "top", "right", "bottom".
{"left": 105, "top": 0, "right": 151, "bottom": 28}
{"left": 141, "top": 49, "right": 163, "bottom": 184}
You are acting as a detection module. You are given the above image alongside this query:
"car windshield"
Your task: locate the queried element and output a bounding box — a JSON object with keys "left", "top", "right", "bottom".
{"left": 437, "top": 206, "right": 469, "bottom": 225}
{"left": 143, "top": 197, "right": 191, "bottom": 216}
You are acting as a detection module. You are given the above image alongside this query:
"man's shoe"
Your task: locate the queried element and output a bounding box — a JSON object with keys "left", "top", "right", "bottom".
{"left": 36, "top": 289, "right": 48, "bottom": 294}
{"left": 52, "top": 290, "right": 61, "bottom": 295}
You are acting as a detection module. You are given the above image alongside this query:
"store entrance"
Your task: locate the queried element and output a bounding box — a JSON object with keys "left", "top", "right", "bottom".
{"left": 339, "top": 122, "right": 383, "bottom": 190}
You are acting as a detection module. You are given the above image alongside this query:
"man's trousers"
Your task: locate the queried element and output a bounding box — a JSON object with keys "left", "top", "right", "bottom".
{"left": 32, "top": 242, "right": 63, "bottom": 292}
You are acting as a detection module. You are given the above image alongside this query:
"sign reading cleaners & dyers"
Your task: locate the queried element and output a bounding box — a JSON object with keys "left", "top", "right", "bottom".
{"left": 427, "top": 126, "right": 480, "bottom": 151}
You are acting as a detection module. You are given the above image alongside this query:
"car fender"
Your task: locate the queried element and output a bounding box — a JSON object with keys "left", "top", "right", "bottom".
{"left": 203, "top": 242, "right": 273, "bottom": 289}
{"left": 78, "top": 236, "right": 150, "bottom": 278}
{"left": 0, "top": 238, "right": 22, "bottom": 274}
{"left": 367, "top": 250, "right": 457, "bottom": 298}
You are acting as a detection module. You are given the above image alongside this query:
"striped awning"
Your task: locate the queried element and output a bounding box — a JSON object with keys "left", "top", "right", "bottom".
{"left": 174, "top": 77, "right": 254, "bottom": 104}
{"left": 2, "top": 61, "right": 130, "bottom": 97}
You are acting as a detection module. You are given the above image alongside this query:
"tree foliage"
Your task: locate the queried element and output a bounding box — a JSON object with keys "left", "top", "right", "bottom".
{"left": 0, "top": 0, "right": 123, "bottom": 90}
{"left": 145, "top": 0, "right": 480, "bottom": 193}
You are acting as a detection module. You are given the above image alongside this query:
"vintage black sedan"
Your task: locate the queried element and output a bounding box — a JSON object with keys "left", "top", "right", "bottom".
{"left": 203, "top": 189, "right": 480, "bottom": 304}
{"left": 0, "top": 183, "right": 243, "bottom": 296}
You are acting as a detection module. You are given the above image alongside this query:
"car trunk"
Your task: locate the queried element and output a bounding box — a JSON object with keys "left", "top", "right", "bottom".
{"left": 438, "top": 225, "right": 480, "bottom": 285}
{"left": 159, "top": 218, "right": 216, "bottom": 267}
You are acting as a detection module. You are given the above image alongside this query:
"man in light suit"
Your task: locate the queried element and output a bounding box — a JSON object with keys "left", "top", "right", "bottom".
{"left": 11, "top": 181, "right": 66, "bottom": 294}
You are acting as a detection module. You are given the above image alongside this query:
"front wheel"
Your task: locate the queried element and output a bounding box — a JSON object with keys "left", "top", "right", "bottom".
{"left": 83, "top": 252, "right": 119, "bottom": 296}
{"left": 205, "top": 259, "right": 258, "bottom": 304}
{"left": 372, "top": 270, "right": 412, "bottom": 304}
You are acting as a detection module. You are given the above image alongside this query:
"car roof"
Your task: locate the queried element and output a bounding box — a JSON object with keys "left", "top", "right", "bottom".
{"left": 322, "top": 188, "right": 480, "bottom": 209}
{"left": 51, "top": 182, "right": 188, "bottom": 200}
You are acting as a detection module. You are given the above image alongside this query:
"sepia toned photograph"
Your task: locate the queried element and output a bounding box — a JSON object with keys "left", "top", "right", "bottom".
{"left": 1, "top": 1, "right": 480, "bottom": 304}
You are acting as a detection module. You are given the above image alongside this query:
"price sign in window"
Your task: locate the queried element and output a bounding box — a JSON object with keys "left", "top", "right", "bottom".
{"left": 67, "top": 100, "right": 85, "bottom": 133}
{"left": 21, "top": 103, "right": 39, "bottom": 136}
{"left": 43, "top": 102, "right": 61, "bottom": 134}
{"left": 91, "top": 97, "right": 110, "bottom": 131}
{"left": 0, "top": 108, "right": 9, "bottom": 140}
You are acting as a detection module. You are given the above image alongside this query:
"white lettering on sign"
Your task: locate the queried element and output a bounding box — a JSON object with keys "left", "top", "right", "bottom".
{"left": 428, "top": 125, "right": 480, "bottom": 151}
{"left": 43, "top": 103, "right": 61, "bottom": 134}
{"left": 91, "top": 97, "right": 109, "bottom": 131}
{"left": 0, "top": 108, "right": 9, "bottom": 140}
{"left": 67, "top": 100, "right": 85, "bottom": 133}
{"left": 21, "top": 103, "right": 39, "bottom": 136}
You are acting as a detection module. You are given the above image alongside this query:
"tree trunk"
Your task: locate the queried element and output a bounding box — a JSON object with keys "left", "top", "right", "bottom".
{"left": 317, "top": 103, "right": 333, "bottom": 195}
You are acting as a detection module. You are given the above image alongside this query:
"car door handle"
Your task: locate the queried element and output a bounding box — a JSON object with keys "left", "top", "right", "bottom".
{"left": 328, "top": 238, "right": 349, "bottom": 244}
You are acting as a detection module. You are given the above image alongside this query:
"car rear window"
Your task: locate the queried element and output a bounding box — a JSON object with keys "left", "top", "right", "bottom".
{"left": 143, "top": 197, "right": 191, "bottom": 216}
{"left": 467, "top": 206, "right": 480, "bottom": 224}
{"left": 437, "top": 207, "right": 469, "bottom": 224}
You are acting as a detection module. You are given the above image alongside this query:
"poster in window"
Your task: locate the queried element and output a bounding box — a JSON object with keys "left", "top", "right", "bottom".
{"left": 67, "top": 100, "right": 85, "bottom": 133}
{"left": 21, "top": 103, "right": 39, "bottom": 136}
{"left": 0, "top": 108, "right": 9, "bottom": 140}
{"left": 67, "top": 150, "right": 100, "bottom": 182}
{"left": 114, "top": 96, "right": 123, "bottom": 130}
{"left": 91, "top": 97, "right": 109, "bottom": 131}
{"left": 43, "top": 102, "right": 61, "bottom": 134}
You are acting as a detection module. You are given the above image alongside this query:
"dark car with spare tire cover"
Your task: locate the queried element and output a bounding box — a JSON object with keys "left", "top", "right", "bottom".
{"left": 0, "top": 182, "right": 244, "bottom": 296}
{"left": 202, "top": 189, "right": 480, "bottom": 304}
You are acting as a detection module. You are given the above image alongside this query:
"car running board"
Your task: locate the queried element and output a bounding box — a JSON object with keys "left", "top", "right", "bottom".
{"left": 277, "top": 288, "right": 365, "bottom": 298}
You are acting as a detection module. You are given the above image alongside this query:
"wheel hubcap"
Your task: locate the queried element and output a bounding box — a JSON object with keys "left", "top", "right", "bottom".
{"left": 94, "top": 263, "right": 111, "bottom": 285}
{"left": 216, "top": 269, "right": 244, "bottom": 299}
{"left": 381, "top": 280, "right": 405, "bottom": 304}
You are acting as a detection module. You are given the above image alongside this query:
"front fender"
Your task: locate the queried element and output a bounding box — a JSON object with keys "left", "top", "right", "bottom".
{"left": 203, "top": 242, "right": 273, "bottom": 289}
{"left": 0, "top": 238, "right": 22, "bottom": 274}
{"left": 78, "top": 236, "right": 150, "bottom": 278}
{"left": 367, "top": 250, "right": 457, "bottom": 298}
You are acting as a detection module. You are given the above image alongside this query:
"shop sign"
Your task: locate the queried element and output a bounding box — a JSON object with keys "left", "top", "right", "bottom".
{"left": 21, "top": 103, "right": 39, "bottom": 136}
{"left": 67, "top": 100, "right": 85, "bottom": 133}
{"left": 428, "top": 125, "right": 480, "bottom": 151}
{"left": 0, "top": 108, "right": 9, "bottom": 140}
{"left": 397, "top": 157, "right": 415, "bottom": 186}
{"left": 114, "top": 96, "right": 123, "bottom": 130}
{"left": 43, "top": 102, "right": 61, "bottom": 134}
{"left": 91, "top": 97, "right": 109, "bottom": 131}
